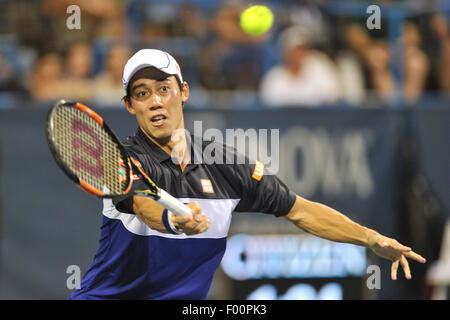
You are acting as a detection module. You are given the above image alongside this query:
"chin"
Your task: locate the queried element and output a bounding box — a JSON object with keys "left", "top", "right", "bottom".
{"left": 151, "top": 130, "right": 172, "bottom": 142}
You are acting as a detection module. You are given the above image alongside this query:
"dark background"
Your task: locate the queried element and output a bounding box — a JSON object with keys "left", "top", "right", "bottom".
{"left": 0, "top": 107, "right": 448, "bottom": 299}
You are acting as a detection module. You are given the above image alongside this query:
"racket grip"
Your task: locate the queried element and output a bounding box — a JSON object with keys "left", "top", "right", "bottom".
{"left": 157, "top": 189, "right": 192, "bottom": 218}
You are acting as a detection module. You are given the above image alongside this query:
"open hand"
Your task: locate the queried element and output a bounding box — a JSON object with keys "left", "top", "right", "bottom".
{"left": 368, "top": 234, "right": 427, "bottom": 280}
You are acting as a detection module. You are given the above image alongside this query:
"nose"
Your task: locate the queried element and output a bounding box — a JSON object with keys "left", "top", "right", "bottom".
{"left": 150, "top": 93, "right": 163, "bottom": 110}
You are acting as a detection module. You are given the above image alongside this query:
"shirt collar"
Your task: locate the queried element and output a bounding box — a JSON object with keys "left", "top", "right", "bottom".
{"left": 135, "top": 128, "right": 171, "bottom": 163}
{"left": 135, "top": 128, "right": 202, "bottom": 166}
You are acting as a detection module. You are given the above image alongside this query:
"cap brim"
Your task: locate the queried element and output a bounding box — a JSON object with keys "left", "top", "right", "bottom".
{"left": 126, "top": 65, "right": 180, "bottom": 90}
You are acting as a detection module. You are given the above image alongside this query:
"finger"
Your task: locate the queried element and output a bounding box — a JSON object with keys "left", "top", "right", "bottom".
{"left": 186, "top": 216, "right": 207, "bottom": 229}
{"left": 387, "top": 239, "right": 411, "bottom": 252}
{"left": 196, "top": 221, "right": 210, "bottom": 234}
{"left": 195, "top": 214, "right": 211, "bottom": 225}
{"left": 391, "top": 260, "right": 399, "bottom": 280}
{"left": 194, "top": 213, "right": 208, "bottom": 222}
{"left": 404, "top": 250, "right": 427, "bottom": 264}
{"left": 171, "top": 215, "right": 191, "bottom": 225}
{"left": 194, "top": 218, "right": 211, "bottom": 232}
{"left": 172, "top": 216, "right": 197, "bottom": 231}
{"left": 400, "top": 255, "right": 411, "bottom": 279}
{"left": 187, "top": 201, "right": 202, "bottom": 215}
{"left": 186, "top": 219, "right": 210, "bottom": 235}
{"left": 396, "top": 243, "right": 412, "bottom": 252}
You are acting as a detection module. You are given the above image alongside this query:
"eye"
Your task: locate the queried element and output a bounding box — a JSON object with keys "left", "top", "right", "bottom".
{"left": 160, "top": 85, "right": 169, "bottom": 92}
{"left": 136, "top": 90, "right": 148, "bottom": 97}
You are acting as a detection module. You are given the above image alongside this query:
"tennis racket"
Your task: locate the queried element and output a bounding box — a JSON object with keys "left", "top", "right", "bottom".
{"left": 46, "top": 99, "right": 192, "bottom": 217}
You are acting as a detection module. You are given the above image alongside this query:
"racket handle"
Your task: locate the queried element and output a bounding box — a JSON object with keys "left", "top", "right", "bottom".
{"left": 157, "top": 189, "right": 192, "bottom": 218}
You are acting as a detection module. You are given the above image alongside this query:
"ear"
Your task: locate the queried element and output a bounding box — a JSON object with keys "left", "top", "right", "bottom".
{"left": 181, "top": 81, "right": 189, "bottom": 104}
{"left": 124, "top": 98, "right": 136, "bottom": 115}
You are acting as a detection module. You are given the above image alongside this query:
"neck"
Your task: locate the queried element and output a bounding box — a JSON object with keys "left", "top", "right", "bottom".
{"left": 285, "top": 62, "right": 302, "bottom": 76}
{"left": 141, "top": 126, "right": 190, "bottom": 170}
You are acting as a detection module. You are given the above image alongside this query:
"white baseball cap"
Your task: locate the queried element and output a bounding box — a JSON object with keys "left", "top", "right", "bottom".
{"left": 279, "top": 25, "right": 311, "bottom": 49}
{"left": 122, "top": 49, "right": 183, "bottom": 93}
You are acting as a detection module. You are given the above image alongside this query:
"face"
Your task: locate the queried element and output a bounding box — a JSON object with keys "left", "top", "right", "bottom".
{"left": 125, "top": 67, "right": 189, "bottom": 146}
{"left": 107, "top": 44, "right": 131, "bottom": 80}
{"left": 67, "top": 44, "right": 92, "bottom": 78}
{"left": 283, "top": 44, "right": 308, "bottom": 70}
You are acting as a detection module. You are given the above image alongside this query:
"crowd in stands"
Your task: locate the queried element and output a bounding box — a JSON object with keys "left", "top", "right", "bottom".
{"left": 0, "top": 0, "right": 449, "bottom": 109}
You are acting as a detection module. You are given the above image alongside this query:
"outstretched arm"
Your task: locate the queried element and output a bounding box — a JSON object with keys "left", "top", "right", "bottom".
{"left": 285, "top": 195, "right": 426, "bottom": 280}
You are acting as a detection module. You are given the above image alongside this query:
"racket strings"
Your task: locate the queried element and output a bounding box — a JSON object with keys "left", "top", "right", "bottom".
{"left": 51, "top": 106, "right": 128, "bottom": 195}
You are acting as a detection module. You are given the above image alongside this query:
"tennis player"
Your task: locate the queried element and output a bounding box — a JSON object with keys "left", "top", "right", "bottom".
{"left": 70, "top": 49, "right": 426, "bottom": 300}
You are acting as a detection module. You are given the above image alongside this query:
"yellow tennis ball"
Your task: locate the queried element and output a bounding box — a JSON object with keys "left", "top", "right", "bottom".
{"left": 240, "top": 5, "right": 274, "bottom": 35}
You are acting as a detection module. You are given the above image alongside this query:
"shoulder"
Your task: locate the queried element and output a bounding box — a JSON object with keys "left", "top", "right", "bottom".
{"left": 305, "top": 51, "right": 338, "bottom": 73}
{"left": 121, "top": 135, "right": 144, "bottom": 156}
{"left": 193, "top": 135, "right": 250, "bottom": 167}
{"left": 261, "top": 65, "right": 287, "bottom": 82}
{"left": 120, "top": 134, "right": 157, "bottom": 169}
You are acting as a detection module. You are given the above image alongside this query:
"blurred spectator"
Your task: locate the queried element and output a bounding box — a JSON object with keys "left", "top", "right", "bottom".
{"left": 403, "top": 22, "right": 429, "bottom": 103}
{"left": 364, "top": 40, "right": 395, "bottom": 102}
{"left": 139, "top": 2, "right": 178, "bottom": 39}
{"left": 92, "top": 43, "right": 131, "bottom": 107}
{"left": 40, "top": 0, "right": 125, "bottom": 52}
{"left": 27, "top": 43, "right": 96, "bottom": 103}
{"left": 27, "top": 52, "right": 65, "bottom": 102}
{"left": 65, "top": 43, "right": 93, "bottom": 79}
{"left": 173, "top": 2, "right": 209, "bottom": 39}
{"left": 200, "top": 0, "right": 268, "bottom": 90}
{"left": 259, "top": 25, "right": 341, "bottom": 107}
{"left": 135, "top": 1, "right": 208, "bottom": 39}
{"left": 342, "top": 24, "right": 393, "bottom": 103}
{"left": 287, "top": 0, "right": 331, "bottom": 49}
{"left": 61, "top": 42, "right": 95, "bottom": 102}
{"left": 334, "top": 24, "right": 368, "bottom": 105}
{"left": 343, "top": 22, "right": 429, "bottom": 104}
{"left": 334, "top": 52, "right": 366, "bottom": 105}
{"left": 431, "top": 14, "right": 450, "bottom": 94}
{"left": 0, "top": 55, "right": 29, "bottom": 100}
{"left": 2, "top": 0, "right": 449, "bottom": 108}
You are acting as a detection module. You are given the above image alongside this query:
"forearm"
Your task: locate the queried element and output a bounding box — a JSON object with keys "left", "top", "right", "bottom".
{"left": 132, "top": 196, "right": 168, "bottom": 233}
{"left": 285, "top": 196, "right": 380, "bottom": 247}
{"left": 131, "top": 197, "right": 209, "bottom": 235}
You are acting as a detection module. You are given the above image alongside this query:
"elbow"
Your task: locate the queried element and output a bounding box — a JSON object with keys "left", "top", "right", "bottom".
{"left": 284, "top": 195, "right": 313, "bottom": 224}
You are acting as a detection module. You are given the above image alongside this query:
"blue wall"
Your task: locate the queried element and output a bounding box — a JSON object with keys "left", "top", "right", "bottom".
{"left": 0, "top": 106, "right": 448, "bottom": 299}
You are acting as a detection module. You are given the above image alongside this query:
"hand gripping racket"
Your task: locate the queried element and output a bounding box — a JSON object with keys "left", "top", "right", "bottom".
{"left": 46, "top": 99, "right": 192, "bottom": 217}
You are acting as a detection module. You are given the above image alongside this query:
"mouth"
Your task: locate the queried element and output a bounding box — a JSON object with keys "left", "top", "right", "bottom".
{"left": 150, "top": 114, "right": 167, "bottom": 127}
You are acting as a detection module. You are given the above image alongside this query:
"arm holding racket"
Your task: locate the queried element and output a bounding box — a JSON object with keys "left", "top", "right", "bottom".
{"left": 157, "top": 189, "right": 192, "bottom": 217}
{"left": 129, "top": 158, "right": 209, "bottom": 234}
{"left": 129, "top": 156, "right": 192, "bottom": 218}
{"left": 132, "top": 196, "right": 210, "bottom": 235}
{"left": 46, "top": 100, "right": 205, "bottom": 234}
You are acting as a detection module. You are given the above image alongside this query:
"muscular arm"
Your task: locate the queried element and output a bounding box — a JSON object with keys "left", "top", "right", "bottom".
{"left": 285, "top": 195, "right": 379, "bottom": 247}
{"left": 285, "top": 195, "right": 426, "bottom": 279}
{"left": 132, "top": 196, "right": 168, "bottom": 233}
